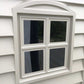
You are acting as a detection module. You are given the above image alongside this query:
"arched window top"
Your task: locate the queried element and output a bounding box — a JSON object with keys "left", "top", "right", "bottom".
{"left": 13, "top": 0, "right": 75, "bottom": 83}
{"left": 13, "top": 0, "right": 75, "bottom": 16}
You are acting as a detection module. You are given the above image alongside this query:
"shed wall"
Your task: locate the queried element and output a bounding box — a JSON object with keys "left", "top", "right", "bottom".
{"left": 0, "top": 0, "right": 84, "bottom": 84}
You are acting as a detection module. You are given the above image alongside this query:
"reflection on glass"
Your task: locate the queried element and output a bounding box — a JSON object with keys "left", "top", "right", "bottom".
{"left": 25, "top": 50, "right": 43, "bottom": 73}
{"left": 50, "top": 48, "right": 65, "bottom": 68}
{"left": 24, "top": 20, "right": 44, "bottom": 44}
{"left": 50, "top": 21, "right": 67, "bottom": 42}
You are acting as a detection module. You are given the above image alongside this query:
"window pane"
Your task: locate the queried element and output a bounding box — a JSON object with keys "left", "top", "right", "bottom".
{"left": 25, "top": 50, "right": 43, "bottom": 73}
{"left": 24, "top": 20, "right": 44, "bottom": 44}
{"left": 50, "top": 48, "right": 65, "bottom": 68}
{"left": 50, "top": 21, "right": 67, "bottom": 42}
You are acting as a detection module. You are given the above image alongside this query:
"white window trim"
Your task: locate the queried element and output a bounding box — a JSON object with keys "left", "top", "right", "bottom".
{"left": 49, "top": 17, "right": 70, "bottom": 43}
{"left": 20, "top": 16, "right": 47, "bottom": 78}
{"left": 13, "top": 0, "right": 75, "bottom": 84}
{"left": 21, "top": 49, "right": 46, "bottom": 78}
{"left": 48, "top": 46, "right": 67, "bottom": 72}
{"left": 19, "top": 15, "right": 72, "bottom": 78}
{"left": 20, "top": 16, "right": 46, "bottom": 46}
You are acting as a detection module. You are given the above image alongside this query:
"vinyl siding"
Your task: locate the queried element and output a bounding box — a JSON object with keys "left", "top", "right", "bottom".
{"left": 0, "top": 55, "right": 15, "bottom": 74}
{"left": 0, "top": 72, "right": 15, "bottom": 84}
{"left": 0, "top": 0, "right": 84, "bottom": 84}
{"left": 0, "top": 1, "right": 22, "bottom": 16}
{"left": 74, "top": 35, "right": 84, "bottom": 47}
{"left": 73, "top": 48, "right": 84, "bottom": 60}
{"left": 0, "top": 13, "right": 15, "bottom": 83}
{"left": 75, "top": 20, "right": 84, "bottom": 34}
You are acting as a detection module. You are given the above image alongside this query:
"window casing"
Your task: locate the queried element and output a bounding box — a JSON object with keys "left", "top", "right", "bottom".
{"left": 12, "top": 1, "right": 75, "bottom": 84}
{"left": 19, "top": 15, "right": 71, "bottom": 78}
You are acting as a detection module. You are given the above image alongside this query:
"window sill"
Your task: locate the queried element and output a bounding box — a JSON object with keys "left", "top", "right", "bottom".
{"left": 20, "top": 69, "right": 70, "bottom": 84}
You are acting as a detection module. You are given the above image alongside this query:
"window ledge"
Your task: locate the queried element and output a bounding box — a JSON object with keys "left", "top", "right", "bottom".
{"left": 20, "top": 69, "right": 70, "bottom": 84}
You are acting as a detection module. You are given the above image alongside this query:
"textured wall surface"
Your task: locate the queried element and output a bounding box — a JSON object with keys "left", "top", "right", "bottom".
{"left": 0, "top": 0, "right": 84, "bottom": 84}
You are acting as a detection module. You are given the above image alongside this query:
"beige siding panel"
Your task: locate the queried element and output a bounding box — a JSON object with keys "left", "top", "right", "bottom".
{"left": 0, "top": 37, "right": 14, "bottom": 56}
{"left": 0, "top": 72, "right": 15, "bottom": 84}
{"left": 73, "top": 48, "right": 84, "bottom": 60}
{"left": 34, "top": 72, "right": 82, "bottom": 84}
{"left": 0, "top": 56, "right": 15, "bottom": 74}
{"left": 0, "top": 17, "right": 13, "bottom": 36}
{"left": 0, "top": 1, "right": 22, "bottom": 16}
{"left": 75, "top": 20, "right": 84, "bottom": 34}
{"left": 67, "top": 4, "right": 84, "bottom": 19}
{"left": 74, "top": 35, "right": 84, "bottom": 47}
{"left": 72, "top": 60, "right": 83, "bottom": 72}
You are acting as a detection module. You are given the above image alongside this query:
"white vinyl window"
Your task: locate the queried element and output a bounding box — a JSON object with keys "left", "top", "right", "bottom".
{"left": 19, "top": 15, "right": 71, "bottom": 78}
{"left": 13, "top": 1, "right": 75, "bottom": 84}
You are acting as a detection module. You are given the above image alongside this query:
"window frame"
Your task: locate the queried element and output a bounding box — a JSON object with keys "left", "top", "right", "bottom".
{"left": 20, "top": 16, "right": 46, "bottom": 46}
{"left": 19, "top": 15, "right": 71, "bottom": 78}
{"left": 47, "top": 17, "right": 70, "bottom": 72}
{"left": 48, "top": 46, "right": 67, "bottom": 72}
{"left": 49, "top": 17, "right": 70, "bottom": 43}
{"left": 21, "top": 48, "right": 46, "bottom": 78}
{"left": 13, "top": 1, "right": 75, "bottom": 84}
{"left": 19, "top": 16, "right": 47, "bottom": 78}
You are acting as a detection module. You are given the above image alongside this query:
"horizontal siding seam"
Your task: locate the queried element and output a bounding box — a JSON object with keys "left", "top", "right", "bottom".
{"left": 73, "top": 58, "right": 84, "bottom": 61}
{"left": 58, "top": 1, "right": 84, "bottom": 5}
{"left": 71, "top": 71, "right": 83, "bottom": 76}
{"left": 0, "top": 70, "right": 15, "bottom": 75}
{"left": 0, "top": 35, "right": 14, "bottom": 37}
{"left": 75, "top": 33, "right": 84, "bottom": 35}
{"left": 74, "top": 46, "right": 84, "bottom": 48}
{"left": 0, "top": 71, "right": 15, "bottom": 77}
{"left": 76, "top": 18, "right": 84, "bottom": 21}
{"left": 0, "top": 14, "right": 12, "bottom": 17}
{"left": 72, "top": 70, "right": 84, "bottom": 73}
{"left": 0, "top": 53, "right": 14, "bottom": 57}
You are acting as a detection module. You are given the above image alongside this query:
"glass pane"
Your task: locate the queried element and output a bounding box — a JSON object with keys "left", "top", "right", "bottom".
{"left": 50, "top": 21, "right": 67, "bottom": 42}
{"left": 50, "top": 48, "right": 65, "bottom": 68}
{"left": 25, "top": 50, "right": 43, "bottom": 73}
{"left": 24, "top": 20, "right": 44, "bottom": 44}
